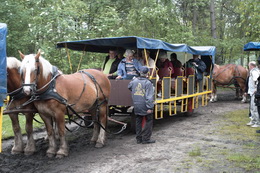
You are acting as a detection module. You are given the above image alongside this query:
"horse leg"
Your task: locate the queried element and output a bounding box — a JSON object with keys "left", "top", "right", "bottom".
{"left": 235, "top": 87, "right": 240, "bottom": 99}
{"left": 55, "top": 111, "right": 68, "bottom": 158}
{"left": 95, "top": 104, "right": 107, "bottom": 148}
{"left": 24, "top": 113, "right": 36, "bottom": 155}
{"left": 210, "top": 83, "right": 217, "bottom": 102}
{"left": 9, "top": 113, "right": 24, "bottom": 154}
{"left": 40, "top": 114, "right": 57, "bottom": 158}
{"left": 90, "top": 112, "right": 100, "bottom": 145}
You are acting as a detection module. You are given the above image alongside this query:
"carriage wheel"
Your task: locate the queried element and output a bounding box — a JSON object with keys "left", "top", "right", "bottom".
{"left": 84, "top": 115, "right": 93, "bottom": 128}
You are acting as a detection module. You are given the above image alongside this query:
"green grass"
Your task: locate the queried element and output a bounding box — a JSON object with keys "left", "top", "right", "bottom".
{"left": 217, "top": 109, "right": 260, "bottom": 171}
{"left": 227, "top": 153, "right": 260, "bottom": 171}
{"left": 218, "top": 109, "right": 260, "bottom": 141}
{"left": 2, "top": 113, "right": 44, "bottom": 139}
{"left": 185, "top": 109, "right": 260, "bottom": 172}
{"left": 188, "top": 146, "right": 202, "bottom": 157}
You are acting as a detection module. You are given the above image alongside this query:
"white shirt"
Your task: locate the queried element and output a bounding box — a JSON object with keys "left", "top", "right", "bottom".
{"left": 248, "top": 67, "right": 260, "bottom": 96}
{"left": 139, "top": 57, "right": 155, "bottom": 68}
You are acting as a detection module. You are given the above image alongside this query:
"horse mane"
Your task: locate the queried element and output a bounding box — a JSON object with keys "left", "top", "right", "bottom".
{"left": 7, "top": 57, "right": 21, "bottom": 69}
{"left": 20, "top": 54, "right": 53, "bottom": 79}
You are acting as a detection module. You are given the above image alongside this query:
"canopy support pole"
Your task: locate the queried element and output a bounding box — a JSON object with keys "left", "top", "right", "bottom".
{"left": 144, "top": 48, "right": 149, "bottom": 67}
{"left": 65, "top": 43, "right": 73, "bottom": 73}
{"left": 151, "top": 49, "right": 160, "bottom": 79}
{"left": 77, "top": 46, "right": 86, "bottom": 72}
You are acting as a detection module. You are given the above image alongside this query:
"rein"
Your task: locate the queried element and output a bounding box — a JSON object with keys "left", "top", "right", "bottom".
{"left": 20, "top": 63, "right": 126, "bottom": 134}
{"left": 68, "top": 70, "right": 127, "bottom": 135}
{"left": 213, "top": 64, "right": 246, "bottom": 85}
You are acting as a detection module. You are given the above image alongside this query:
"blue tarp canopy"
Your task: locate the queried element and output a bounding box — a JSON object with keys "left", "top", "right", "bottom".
{"left": 57, "top": 36, "right": 216, "bottom": 56}
{"left": 57, "top": 36, "right": 188, "bottom": 53}
{"left": 188, "top": 46, "right": 216, "bottom": 56}
{"left": 244, "top": 42, "right": 260, "bottom": 51}
{"left": 0, "top": 23, "right": 7, "bottom": 107}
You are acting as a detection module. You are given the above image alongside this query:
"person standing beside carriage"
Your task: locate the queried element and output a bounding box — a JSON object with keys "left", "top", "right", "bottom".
{"left": 128, "top": 66, "right": 156, "bottom": 144}
{"left": 247, "top": 61, "right": 260, "bottom": 128}
{"left": 101, "top": 49, "right": 121, "bottom": 79}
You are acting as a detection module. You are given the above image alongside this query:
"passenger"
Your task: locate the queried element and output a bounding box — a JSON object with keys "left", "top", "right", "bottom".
{"left": 184, "top": 55, "right": 206, "bottom": 82}
{"left": 128, "top": 66, "right": 155, "bottom": 144}
{"left": 157, "top": 52, "right": 174, "bottom": 79}
{"left": 156, "top": 52, "right": 174, "bottom": 97}
{"left": 116, "top": 49, "right": 142, "bottom": 80}
{"left": 117, "top": 49, "right": 125, "bottom": 60}
{"left": 101, "top": 49, "right": 121, "bottom": 79}
{"left": 170, "top": 53, "right": 182, "bottom": 78}
{"left": 139, "top": 50, "right": 155, "bottom": 68}
{"left": 247, "top": 61, "right": 260, "bottom": 127}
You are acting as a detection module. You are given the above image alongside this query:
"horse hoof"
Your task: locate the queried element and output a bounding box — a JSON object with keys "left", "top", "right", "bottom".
{"left": 56, "top": 149, "right": 68, "bottom": 158}
{"left": 90, "top": 141, "right": 96, "bottom": 145}
{"left": 95, "top": 142, "right": 104, "bottom": 148}
{"left": 56, "top": 154, "right": 66, "bottom": 159}
{"left": 46, "top": 153, "right": 55, "bottom": 158}
{"left": 11, "top": 150, "right": 23, "bottom": 155}
{"left": 24, "top": 151, "right": 34, "bottom": 156}
{"left": 11, "top": 146, "right": 24, "bottom": 155}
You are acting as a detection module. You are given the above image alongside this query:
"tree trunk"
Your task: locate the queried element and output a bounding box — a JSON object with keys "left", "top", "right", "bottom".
{"left": 192, "top": 4, "right": 198, "bottom": 35}
{"left": 210, "top": 0, "right": 217, "bottom": 39}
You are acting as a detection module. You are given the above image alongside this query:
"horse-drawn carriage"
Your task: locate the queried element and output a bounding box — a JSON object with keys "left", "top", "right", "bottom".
{"left": 0, "top": 23, "right": 8, "bottom": 152}
{"left": 2, "top": 35, "right": 215, "bottom": 157}
{"left": 56, "top": 36, "right": 216, "bottom": 125}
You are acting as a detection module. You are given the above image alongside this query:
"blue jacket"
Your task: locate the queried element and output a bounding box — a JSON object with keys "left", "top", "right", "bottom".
{"left": 117, "top": 58, "right": 143, "bottom": 79}
{"left": 128, "top": 77, "right": 155, "bottom": 116}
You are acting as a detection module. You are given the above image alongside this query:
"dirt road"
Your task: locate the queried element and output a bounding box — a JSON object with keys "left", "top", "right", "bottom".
{"left": 0, "top": 90, "right": 259, "bottom": 173}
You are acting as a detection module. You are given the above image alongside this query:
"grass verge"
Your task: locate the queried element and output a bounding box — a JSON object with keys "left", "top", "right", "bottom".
{"left": 2, "top": 113, "right": 44, "bottom": 139}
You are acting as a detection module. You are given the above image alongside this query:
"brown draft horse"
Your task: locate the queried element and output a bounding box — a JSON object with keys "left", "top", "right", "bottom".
{"left": 210, "top": 64, "right": 248, "bottom": 102}
{"left": 19, "top": 51, "right": 111, "bottom": 158}
{"left": 6, "top": 57, "right": 36, "bottom": 155}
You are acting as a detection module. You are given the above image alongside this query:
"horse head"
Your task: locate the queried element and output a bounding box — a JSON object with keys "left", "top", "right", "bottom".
{"left": 19, "top": 50, "right": 53, "bottom": 95}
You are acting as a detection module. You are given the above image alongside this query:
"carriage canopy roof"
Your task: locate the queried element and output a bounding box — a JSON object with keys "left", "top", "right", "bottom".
{"left": 244, "top": 42, "right": 260, "bottom": 51}
{"left": 56, "top": 36, "right": 216, "bottom": 56}
{"left": 0, "top": 23, "right": 7, "bottom": 106}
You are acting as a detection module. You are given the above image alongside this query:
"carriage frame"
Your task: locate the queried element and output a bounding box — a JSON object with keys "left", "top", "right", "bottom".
{"left": 56, "top": 36, "right": 216, "bottom": 125}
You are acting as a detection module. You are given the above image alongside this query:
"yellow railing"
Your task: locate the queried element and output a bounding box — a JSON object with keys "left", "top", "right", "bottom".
{"left": 154, "top": 75, "right": 212, "bottom": 119}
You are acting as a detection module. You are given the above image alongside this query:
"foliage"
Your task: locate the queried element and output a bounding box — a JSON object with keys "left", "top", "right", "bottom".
{"left": 0, "top": 0, "right": 259, "bottom": 71}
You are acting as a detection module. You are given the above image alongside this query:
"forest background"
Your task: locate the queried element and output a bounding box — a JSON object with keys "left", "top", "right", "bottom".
{"left": 0, "top": 0, "right": 259, "bottom": 73}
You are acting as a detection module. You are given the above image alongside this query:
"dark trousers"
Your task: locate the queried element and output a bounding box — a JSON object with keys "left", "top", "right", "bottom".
{"left": 136, "top": 114, "right": 153, "bottom": 141}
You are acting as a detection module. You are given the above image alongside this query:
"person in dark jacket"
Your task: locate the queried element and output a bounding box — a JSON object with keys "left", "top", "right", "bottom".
{"left": 102, "top": 49, "right": 121, "bottom": 79}
{"left": 185, "top": 55, "right": 206, "bottom": 81}
{"left": 128, "top": 66, "right": 155, "bottom": 144}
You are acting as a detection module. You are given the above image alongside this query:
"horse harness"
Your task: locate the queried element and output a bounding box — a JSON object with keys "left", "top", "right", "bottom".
{"left": 213, "top": 64, "right": 246, "bottom": 86}
{"left": 20, "top": 66, "right": 120, "bottom": 133}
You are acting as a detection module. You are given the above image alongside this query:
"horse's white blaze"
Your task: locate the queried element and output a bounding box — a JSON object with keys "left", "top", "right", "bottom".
{"left": 23, "top": 64, "right": 32, "bottom": 95}
{"left": 20, "top": 54, "right": 53, "bottom": 95}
